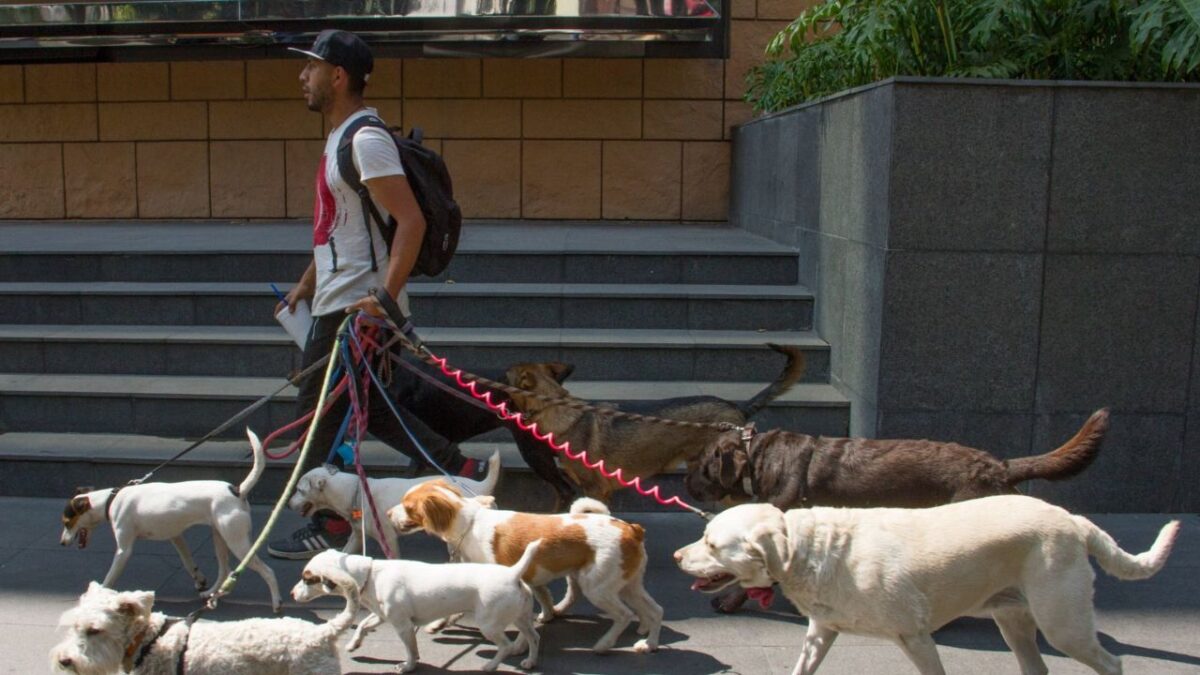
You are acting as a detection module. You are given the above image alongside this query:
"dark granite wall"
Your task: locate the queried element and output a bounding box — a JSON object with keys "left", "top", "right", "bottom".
{"left": 731, "top": 77, "right": 1200, "bottom": 512}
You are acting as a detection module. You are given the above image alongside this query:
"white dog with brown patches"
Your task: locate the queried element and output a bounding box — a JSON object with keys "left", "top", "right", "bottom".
{"left": 58, "top": 428, "right": 282, "bottom": 612}
{"left": 388, "top": 479, "right": 663, "bottom": 654}
{"left": 675, "top": 495, "right": 1180, "bottom": 675}
{"left": 287, "top": 450, "right": 501, "bottom": 558}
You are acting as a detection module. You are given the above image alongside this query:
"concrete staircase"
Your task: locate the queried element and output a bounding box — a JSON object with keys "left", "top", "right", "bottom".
{"left": 0, "top": 220, "right": 849, "bottom": 511}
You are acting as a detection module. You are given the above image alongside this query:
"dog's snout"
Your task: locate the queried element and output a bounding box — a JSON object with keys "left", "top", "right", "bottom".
{"left": 673, "top": 549, "right": 683, "bottom": 564}
{"left": 58, "top": 656, "right": 73, "bottom": 668}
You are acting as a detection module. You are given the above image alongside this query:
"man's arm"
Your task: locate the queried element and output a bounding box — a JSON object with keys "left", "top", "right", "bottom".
{"left": 278, "top": 260, "right": 316, "bottom": 314}
{"left": 344, "top": 174, "right": 426, "bottom": 316}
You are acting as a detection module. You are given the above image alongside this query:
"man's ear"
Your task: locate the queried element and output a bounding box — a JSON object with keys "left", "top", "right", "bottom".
{"left": 717, "top": 446, "right": 749, "bottom": 490}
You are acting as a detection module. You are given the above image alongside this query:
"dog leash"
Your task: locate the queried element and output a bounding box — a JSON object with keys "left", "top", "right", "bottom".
{"left": 125, "top": 354, "right": 334, "bottom": 486}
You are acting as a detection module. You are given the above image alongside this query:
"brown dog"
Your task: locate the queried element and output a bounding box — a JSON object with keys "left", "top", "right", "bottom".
{"left": 504, "top": 344, "right": 805, "bottom": 503}
{"left": 686, "top": 407, "right": 1109, "bottom": 612}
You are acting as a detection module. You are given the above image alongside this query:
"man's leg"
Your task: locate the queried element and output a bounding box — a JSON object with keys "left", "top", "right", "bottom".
{"left": 268, "top": 313, "right": 352, "bottom": 560}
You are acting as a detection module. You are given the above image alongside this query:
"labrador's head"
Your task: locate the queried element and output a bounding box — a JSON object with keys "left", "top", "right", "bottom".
{"left": 684, "top": 430, "right": 752, "bottom": 503}
{"left": 674, "top": 503, "right": 789, "bottom": 596}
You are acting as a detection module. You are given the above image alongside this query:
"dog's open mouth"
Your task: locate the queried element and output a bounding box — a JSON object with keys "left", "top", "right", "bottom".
{"left": 76, "top": 529, "right": 89, "bottom": 549}
{"left": 299, "top": 501, "right": 314, "bottom": 518}
{"left": 690, "top": 573, "right": 736, "bottom": 593}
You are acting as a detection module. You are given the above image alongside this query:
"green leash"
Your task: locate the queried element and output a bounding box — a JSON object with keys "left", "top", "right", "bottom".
{"left": 208, "top": 314, "right": 351, "bottom": 608}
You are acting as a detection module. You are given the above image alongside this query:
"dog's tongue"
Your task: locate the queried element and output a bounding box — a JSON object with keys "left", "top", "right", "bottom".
{"left": 76, "top": 529, "right": 89, "bottom": 549}
{"left": 746, "top": 586, "right": 774, "bottom": 609}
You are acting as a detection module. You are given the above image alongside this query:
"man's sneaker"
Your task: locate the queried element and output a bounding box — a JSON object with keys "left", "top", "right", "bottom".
{"left": 267, "top": 514, "right": 349, "bottom": 560}
{"left": 456, "top": 457, "right": 489, "bottom": 482}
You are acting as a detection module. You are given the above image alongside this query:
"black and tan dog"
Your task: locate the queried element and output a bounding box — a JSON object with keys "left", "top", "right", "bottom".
{"left": 503, "top": 344, "right": 805, "bottom": 503}
{"left": 686, "top": 407, "right": 1110, "bottom": 612}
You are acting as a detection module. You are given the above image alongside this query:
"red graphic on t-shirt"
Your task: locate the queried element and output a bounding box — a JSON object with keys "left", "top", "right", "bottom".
{"left": 313, "top": 155, "right": 335, "bottom": 246}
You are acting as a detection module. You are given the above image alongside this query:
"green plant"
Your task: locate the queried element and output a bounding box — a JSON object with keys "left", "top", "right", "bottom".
{"left": 747, "top": 0, "right": 1200, "bottom": 113}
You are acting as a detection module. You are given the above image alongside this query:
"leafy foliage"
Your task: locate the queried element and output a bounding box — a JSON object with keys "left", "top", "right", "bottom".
{"left": 747, "top": 0, "right": 1200, "bottom": 112}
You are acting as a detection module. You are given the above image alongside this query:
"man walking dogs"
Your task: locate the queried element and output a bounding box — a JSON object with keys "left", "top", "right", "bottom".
{"left": 270, "top": 30, "right": 486, "bottom": 559}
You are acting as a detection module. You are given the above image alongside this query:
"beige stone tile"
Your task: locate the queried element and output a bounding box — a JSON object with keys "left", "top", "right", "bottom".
{"left": 522, "top": 140, "right": 601, "bottom": 219}
{"left": 442, "top": 140, "right": 521, "bottom": 218}
{"left": 210, "top": 141, "right": 285, "bottom": 217}
{"left": 644, "top": 100, "right": 723, "bottom": 140}
{"left": 602, "top": 140, "right": 682, "bottom": 220}
{"left": 758, "top": 0, "right": 819, "bottom": 20}
{"left": 171, "top": 61, "right": 245, "bottom": 100}
{"left": 404, "top": 99, "right": 520, "bottom": 138}
{"left": 369, "top": 58, "right": 403, "bottom": 98}
{"left": 731, "top": 0, "right": 757, "bottom": 18}
{"left": 0, "top": 65, "right": 23, "bottom": 103}
{"left": 726, "top": 20, "right": 791, "bottom": 100}
{"left": 246, "top": 59, "right": 304, "bottom": 99}
{"left": 644, "top": 59, "right": 724, "bottom": 99}
{"left": 100, "top": 102, "right": 207, "bottom": 141}
{"left": 64, "top": 143, "right": 137, "bottom": 218}
{"left": 285, "top": 139, "right": 324, "bottom": 218}
{"left": 98, "top": 63, "right": 169, "bottom": 101}
{"left": 0, "top": 104, "right": 96, "bottom": 142}
{"left": 25, "top": 63, "right": 96, "bottom": 102}
{"left": 483, "top": 59, "right": 561, "bottom": 98}
{"left": 0, "top": 144, "right": 63, "bottom": 217}
{"left": 724, "top": 100, "right": 756, "bottom": 139}
{"left": 136, "top": 142, "right": 210, "bottom": 217}
{"left": 563, "top": 59, "right": 642, "bottom": 98}
{"left": 367, "top": 100, "right": 403, "bottom": 129}
{"left": 403, "top": 60, "right": 481, "bottom": 98}
{"left": 682, "top": 141, "right": 730, "bottom": 221}
{"left": 522, "top": 100, "right": 640, "bottom": 139}
{"left": 210, "top": 100, "right": 323, "bottom": 139}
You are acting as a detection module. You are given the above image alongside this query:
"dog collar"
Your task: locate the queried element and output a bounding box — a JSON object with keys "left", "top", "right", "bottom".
{"left": 104, "top": 486, "right": 123, "bottom": 520}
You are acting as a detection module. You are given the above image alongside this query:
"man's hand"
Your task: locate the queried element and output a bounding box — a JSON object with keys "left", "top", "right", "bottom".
{"left": 276, "top": 263, "right": 316, "bottom": 315}
{"left": 345, "top": 294, "right": 385, "bottom": 317}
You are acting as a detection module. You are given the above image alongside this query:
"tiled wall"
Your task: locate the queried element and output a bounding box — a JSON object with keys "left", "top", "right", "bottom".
{"left": 0, "top": 0, "right": 808, "bottom": 221}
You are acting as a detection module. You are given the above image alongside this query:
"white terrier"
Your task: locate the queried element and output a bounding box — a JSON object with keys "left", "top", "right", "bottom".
{"left": 51, "top": 581, "right": 358, "bottom": 674}
{"left": 59, "top": 428, "right": 282, "bottom": 612}
{"left": 292, "top": 540, "right": 542, "bottom": 672}
{"left": 286, "top": 450, "right": 501, "bottom": 557}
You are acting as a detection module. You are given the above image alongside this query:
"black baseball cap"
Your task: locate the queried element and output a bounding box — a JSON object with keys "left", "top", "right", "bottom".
{"left": 289, "top": 30, "right": 373, "bottom": 82}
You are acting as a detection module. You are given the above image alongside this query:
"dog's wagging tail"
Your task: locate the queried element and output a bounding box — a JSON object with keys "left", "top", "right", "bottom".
{"left": 739, "top": 343, "right": 806, "bottom": 420}
{"left": 1003, "top": 407, "right": 1108, "bottom": 484}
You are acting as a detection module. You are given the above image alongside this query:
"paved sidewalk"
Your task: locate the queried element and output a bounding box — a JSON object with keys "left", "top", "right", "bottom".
{"left": 5, "top": 496, "right": 1197, "bottom": 674}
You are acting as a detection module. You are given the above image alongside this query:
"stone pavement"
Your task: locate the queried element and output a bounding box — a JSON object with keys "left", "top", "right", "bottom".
{"left": 3, "top": 496, "right": 1197, "bottom": 674}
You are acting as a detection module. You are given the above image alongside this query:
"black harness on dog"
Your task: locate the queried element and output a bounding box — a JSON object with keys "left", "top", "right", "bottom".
{"left": 128, "top": 613, "right": 194, "bottom": 674}
{"left": 104, "top": 487, "right": 122, "bottom": 520}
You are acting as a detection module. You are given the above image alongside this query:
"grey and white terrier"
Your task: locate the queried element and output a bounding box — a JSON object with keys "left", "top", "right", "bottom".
{"left": 50, "top": 581, "right": 358, "bottom": 674}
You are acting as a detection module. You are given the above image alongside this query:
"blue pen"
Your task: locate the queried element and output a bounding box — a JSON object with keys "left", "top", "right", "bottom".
{"left": 270, "top": 283, "right": 287, "bottom": 304}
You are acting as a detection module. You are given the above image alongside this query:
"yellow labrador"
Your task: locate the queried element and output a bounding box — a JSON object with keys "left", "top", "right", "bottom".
{"left": 675, "top": 495, "right": 1179, "bottom": 675}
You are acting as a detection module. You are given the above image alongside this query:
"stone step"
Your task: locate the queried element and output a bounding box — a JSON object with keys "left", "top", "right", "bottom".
{"left": 0, "top": 373, "right": 851, "bottom": 440}
{"left": 0, "top": 325, "right": 830, "bottom": 382}
{"left": 0, "top": 281, "right": 814, "bottom": 331}
{"left": 0, "top": 220, "right": 800, "bottom": 285}
{"left": 0, "top": 433, "right": 701, "bottom": 512}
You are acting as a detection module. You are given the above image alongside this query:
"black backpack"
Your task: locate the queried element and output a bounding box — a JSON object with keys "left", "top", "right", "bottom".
{"left": 336, "top": 115, "right": 462, "bottom": 277}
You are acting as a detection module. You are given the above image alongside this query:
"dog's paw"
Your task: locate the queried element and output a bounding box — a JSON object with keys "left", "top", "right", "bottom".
{"left": 193, "top": 577, "right": 209, "bottom": 593}
{"left": 633, "top": 638, "right": 658, "bottom": 653}
{"left": 520, "top": 656, "right": 538, "bottom": 670}
{"left": 396, "top": 661, "right": 418, "bottom": 673}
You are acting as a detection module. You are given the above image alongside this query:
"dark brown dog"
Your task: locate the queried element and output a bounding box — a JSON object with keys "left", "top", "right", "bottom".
{"left": 686, "top": 407, "right": 1110, "bottom": 611}
{"left": 504, "top": 344, "right": 806, "bottom": 503}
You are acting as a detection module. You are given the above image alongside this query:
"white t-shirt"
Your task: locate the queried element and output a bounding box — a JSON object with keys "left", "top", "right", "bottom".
{"left": 311, "top": 108, "right": 412, "bottom": 317}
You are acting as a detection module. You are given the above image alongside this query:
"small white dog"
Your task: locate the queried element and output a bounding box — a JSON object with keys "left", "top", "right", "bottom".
{"left": 675, "top": 495, "right": 1180, "bottom": 675}
{"left": 286, "top": 450, "right": 501, "bottom": 557}
{"left": 292, "top": 540, "right": 542, "bottom": 672}
{"left": 51, "top": 580, "right": 357, "bottom": 674}
{"left": 390, "top": 479, "right": 663, "bottom": 654}
{"left": 59, "top": 428, "right": 282, "bottom": 612}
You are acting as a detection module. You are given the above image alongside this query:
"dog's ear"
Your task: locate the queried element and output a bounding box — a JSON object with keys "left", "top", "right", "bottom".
{"left": 548, "top": 362, "right": 575, "bottom": 382}
{"left": 73, "top": 486, "right": 94, "bottom": 496}
{"left": 717, "top": 446, "right": 750, "bottom": 490}
{"left": 117, "top": 590, "right": 155, "bottom": 618}
{"left": 416, "top": 491, "right": 458, "bottom": 535}
{"left": 743, "top": 515, "right": 791, "bottom": 577}
{"left": 322, "top": 463, "right": 339, "bottom": 476}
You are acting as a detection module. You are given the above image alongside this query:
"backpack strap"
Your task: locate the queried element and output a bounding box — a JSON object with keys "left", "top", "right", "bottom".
{"left": 336, "top": 114, "right": 393, "bottom": 272}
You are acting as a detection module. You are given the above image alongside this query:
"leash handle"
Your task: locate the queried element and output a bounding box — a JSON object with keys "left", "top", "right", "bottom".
{"left": 370, "top": 287, "right": 423, "bottom": 351}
